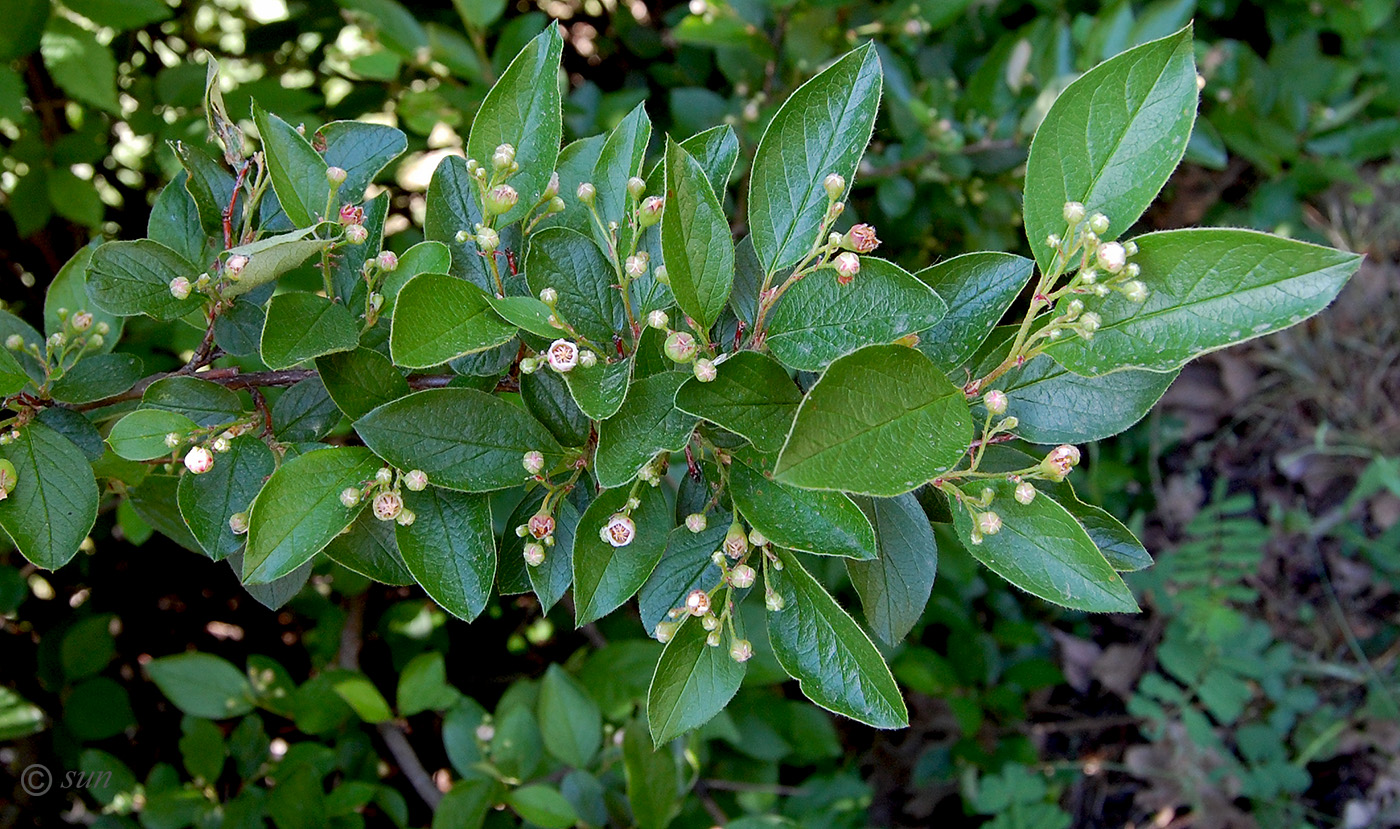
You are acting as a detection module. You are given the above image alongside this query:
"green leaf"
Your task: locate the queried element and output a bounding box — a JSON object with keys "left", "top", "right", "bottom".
{"left": 730, "top": 456, "right": 875, "bottom": 559}
{"left": 253, "top": 102, "right": 331, "bottom": 228}
{"left": 673, "top": 351, "right": 800, "bottom": 454}
{"left": 1023, "top": 27, "right": 1197, "bottom": 270}
{"left": 0, "top": 687, "right": 46, "bottom": 740}
{"left": 466, "top": 24, "right": 563, "bottom": 225}
{"left": 766, "top": 257, "right": 946, "bottom": 371}
{"left": 390, "top": 274, "right": 516, "bottom": 368}
{"left": 273, "top": 379, "right": 341, "bottom": 442}
{"left": 765, "top": 547, "right": 908, "bottom": 728}
{"left": 222, "top": 226, "right": 336, "bottom": 298}
{"left": 562, "top": 357, "right": 632, "bottom": 420}
{"left": 595, "top": 372, "right": 697, "bottom": 489}
{"left": 243, "top": 447, "right": 380, "bottom": 583}
{"left": 524, "top": 227, "right": 625, "bottom": 344}
{"left": 41, "top": 19, "right": 118, "bottom": 112}
{"left": 177, "top": 436, "right": 276, "bottom": 561}
{"left": 332, "top": 194, "right": 388, "bottom": 306}
{"left": 381, "top": 241, "right": 453, "bottom": 304}
{"left": 526, "top": 495, "right": 580, "bottom": 611}
{"left": 147, "top": 653, "right": 255, "bottom": 719}
{"left": 317, "top": 348, "right": 410, "bottom": 420}
{"left": 434, "top": 779, "right": 497, "bottom": 829}
{"left": 35, "top": 408, "right": 101, "bottom": 461}
{"left": 622, "top": 720, "right": 679, "bottom": 829}
{"left": 50, "top": 353, "right": 143, "bottom": 404}
{"left": 333, "top": 675, "right": 394, "bottom": 723}
{"left": 673, "top": 124, "right": 739, "bottom": 197}
{"left": 994, "top": 353, "right": 1177, "bottom": 444}
{"left": 661, "top": 137, "right": 734, "bottom": 332}
{"left": 0, "top": 348, "right": 27, "bottom": 398}
{"left": 538, "top": 665, "right": 602, "bottom": 767}
{"left": 913, "top": 252, "right": 1034, "bottom": 372}
{"left": 521, "top": 368, "right": 590, "bottom": 447}
{"left": 506, "top": 785, "right": 578, "bottom": 829}
{"left": 260, "top": 293, "right": 360, "bottom": 370}
{"left": 592, "top": 103, "right": 651, "bottom": 255}
{"left": 573, "top": 484, "right": 669, "bottom": 626}
{"left": 65, "top": 0, "right": 171, "bottom": 30}
{"left": 0, "top": 0, "right": 46, "bottom": 61}
{"left": 142, "top": 376, "right": 243, "bottom": 427}
{"left": 638, "top": 523, "right": 728, "bottom": 635}
{"left": 356, "top": 389, "right": 563, "bottom": 492}
{"left": 949, "top": 479, "right": 1138, "bottom": 613}
{"left": 775, "top": 345, "right": 972, "bottom": 496}
{"left": 424, "top": 156, "right": 497, "bottom": 291}
{"left": 45, "top": 246, "right": 124, "bottom": 351}
{"left": 178, "top": 717, "right": 226, "bottom": 783}
{"left": 846, "top": 494, "right": 938, "bottom": 645}
{"left": 173, "top": 141, "right": 235, "bottom": 237}
{"left": 1044, "top": 229, "right": 1364, "bottom": 375}
{"left": 147, "top": 174, "right": 209, "bottom": 274}
{"left": 107, "top": 409, "right": 199, "bottom": 461}
{"left": 748, "top": 43, "right": 882, "bottom": 274}
{"left": 397, "top": 652, "right": 462, "bottom": 716}
{"left": 647, "top": 613, "right": 746, "bottom": 745}
{"left": 317, "top": 120, "right": 407, "bottom": 202}
{"left": 88, "top": 240, "right": 201, "bottom": 320}
{"left": 322, "top": 508, "right": 414, "bottom": 584}
{"left": 485, "top": 295, "right": 564, "bottom": 339}
{"left": 396, "top": 487, "right": 495, "bottom": 621}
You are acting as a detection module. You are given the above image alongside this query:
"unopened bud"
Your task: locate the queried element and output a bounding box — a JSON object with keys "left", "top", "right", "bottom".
{"left": 368, "top": 292, "right": 384, "bottom": 312}
{"left": 693, "top": 358, "right": 717, "bottom": 382}
{"left": 4, "top": 335, "right": 22, "bottom": 350}
{"left": 1014, "top": 481, "right": 1036, "bottom": 505}
{"left": 701, "top": 613, "right": 720, "bottom": 631}
{"left": 765, "top": 590, "right": 785, "bottom": 612}
{"left": 823, "top": 173, "right": 846, "bottom": 200}
{"left": 475, "top": 227, "right": 499, "bottom": 251}
{"left": 653, "top": 265, "right": 669, "bottom": 285}
{"left": 639, "top": 196, "right": 664, "bottom": 227}
{"left": 396, "top": 509, "right": 416, "bottom": 526}
{"left": 576, "top": 182, "right": 596, "bottom": 204}
{"left": 723, "top": 523, "right": 748, "bottom": 559}
{"left": 376, "top": 467, "right": 394, "bottom": 485}
{"left": 485, "top": 185, "right": 519, "bottom": 216}
{"left": 841, "top": 224, "right": 880, "bottom": 254}
{"left": 345, "top": 224, "right": 369, "bottom": 244}
{"left": 685, "top": 513, "right": 707, "bottom": 533}
{"left": 706, "top": 631, "right": 721, "bottom": 647}
{"left": 1122, "top": 280, "right": 1148, "bottom": 302}
{"left": 543, "top": 171, "right": 560, "bottom": 199}
{"left": 626, "top": 177, "right": 646, "bottom": 200}
{"left": 212, "top": 437, "right": 230, "bottom": 453}
{"left": 492, "top": 143, "right": 516, "bottom": 170}
{"left": 169, "top": 277, "right": 192, "bottom": 300}
{"left": 71, "top": 311, "right": 94, "bottom": 332}
{"left": 655, "top": 620, "right": 678, "bottom": 643}
{"left": 404, "top": 469, "right": 428, "bottom": 491}
{"left": 730, "top": 639, "right": 753, "bottom": 662}
{"left": 983, "top": 390, "right": 1007, "bottom": 415}
{"left": 1063, "top": 201, "right": 1086, "bottom": 224}
{"left": 646, "top": 310, "right": 669, "bottom": 330}
{"left": 1079, "top": 312, "right": 1101, "bottom": 334}
{"left": 523, "top": 542, "right": 545, "bottom": 567}
{"left": 376, "top": 251, "right": 398, "bottom": 271}
{"left": 664, "top": 331, "right": 698, "bottom": 363}
{"left": 326, "top": 166, "right": 348, "bottom": 185}
{"left": 539, "top": 287, "right": 559, "bottom": 305}
{"left": 1096, "top": 241, "right": 1126, "bottom": 273}
{"left": 748, "top": 528, "right": 768, "bottom": 547}
{"left": 522, "top": 451, "right": 545, "bottom": 475}
{"left": 624, "top": 255, "right": 647, "bottom": 278}
{"left": 730, "top": 564, "right": 756, "bottom": 589}
{"left": 547, "top": 196, "right": 566, "bottom": 214}
{"left": 164, "top": 432, "right": 182, "bottom": 449}
{"left": 578, "top": 350, "right": 597, "bottom": 367}
{"left": 340, "top": 487, "right": 362, "bottom": 508}
{"left": 1088, "top": 213, "right": 1110, "bottom": 235}
{"left": 229, "top": 512, "right": 249, "bottom": 534}
{"left": 833, "top": 252, "right": 860, "bottom": 284}
{"left": 183, "top": 447, "right": 214, "bottom": 474}
{"left": 976, "top": 511, "right": 1002, "bottom": 536}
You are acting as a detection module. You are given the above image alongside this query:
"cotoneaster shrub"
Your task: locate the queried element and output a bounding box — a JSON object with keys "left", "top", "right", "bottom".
{"left": 0, "top": 23, "right": 1361, "bottom": 743}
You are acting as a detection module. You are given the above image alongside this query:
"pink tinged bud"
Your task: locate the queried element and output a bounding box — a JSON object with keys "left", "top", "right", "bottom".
{"left": 976, "top": 511, "right": 1002, "bottom": 536}
{"left": 524, "top": 542, "right": 546, "bottom": 567}
{"left": 169, "top": 277, "right": 192, "bottom": 300}
{"left": 842, "top": 224, "right": 881, "bottom": 254}
{"left": 1014, "top": 481, "right": 1036, "bottom": 505}
{"left": 522, "top": 451, "right": 545, "bottom": 475}
{"left": 229, "top": 512, "right": 249, "bottom": 534}
{"left": 655, "top": 620, "right": 678, "bottom": 643}
{"left": 485, "top": 184, "right": 519, "bottom": 216}
{"left": 983, "top": 390, "right": 1008, "bottom": 415}
{"left": 403, "top": 469, "right": 428, "bottom": 491}
{"left": 693, "top": 358, "right": 717, "bottom": 383}
{"left": 576, "top": 182, "right": 596, "bottom": 204}
{"left": 547, "top": 339, "right": 580, "bottom": 372}
{"left": 338, "top": 204, "right": 364, "bottom": 226}
{"left": 340, "top": 487, "right": 362, "bottom": 508}
{"left": 376, "top": 251, "right": 399, "bottom": 271}
{"left": 730, "top": 639, "right": 754, "bottom": 663}
{"left": 373, "top": 491, "right": 404, "bottom": 521}
{"left": 1096, "top": 242, "right": 1126, "bottom": 273}
{"left": 1042, "top": 444, "right": 1081, "bottom": 481}
{"left": 544, "top": 171, "right": 560, "bottom": 199}
{"left": 639, "top": 196, "right": 664, "bottom": 227}
{"left": 685, "top": 589, "right": 711, "bottom": 617}
{"left": 729, "top": 564, "right": 756, "bottom": 589}
{"left": 528, "top": 512, "right": 555, "bottom": 540}
{"left": 823, "top": 173, "right": 846, "bottom": 200}
{"left": 664, "top": 331, "right": 698, "bottom": 363}
{"left": 345, "top": 224, "right": 369, "bottom": 245}
{"left": 601, "top": 513, "right": 635, "bottom": 547}
{"left": 326, "top": 166, "right": 348, "bottom": 185}
{"left": 184, "top": 447, "right": 214, "bottom": 474}
{"left": 70, "top": 311, "right": 93, "bottom": 332}
{"left": 833, "top": 252, "right": 860, "bottom": 284}
{"left": 225, "top": 254, "right": 249, "bottom": 278}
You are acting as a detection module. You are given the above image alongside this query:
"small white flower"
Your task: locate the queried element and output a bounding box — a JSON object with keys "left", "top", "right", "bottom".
{"left": 403, "top": 469, "right": 428, "bottom": 491}
{"left": 547, "top": 339, "right": 580, "bottom": 373}
{"left": 184, "top": 447, "right": 214, "bottom": 474}
{"left": 601, "top": 513, "right": 635, "bottom": 547}
{"left": 1096, "top": 242, "right": 1126, "bottom": 273}
{"left": 685, "top": 589, "right": 711, "bottom": 617}
{"left": 372, "top": 491, "right": 404, "bottom": 521}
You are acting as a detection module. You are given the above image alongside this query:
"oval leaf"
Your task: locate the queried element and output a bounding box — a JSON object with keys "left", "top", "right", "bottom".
{"left": 0, "top": 423, "right": 98, "bottom": 570}
{"left": 661, "top": 137, "right": 734, "bottom": 331}
{"left": 572, "top": 484, "right": 669, "bottom": 626}
{"left": 390, "top": 273, "right": 516, "bottom": 369}
{"left": 673, "top": 351, "right": 801, "bottom": 454}
{"left": 396, "top": 486, "right": 495, "bottom": 621}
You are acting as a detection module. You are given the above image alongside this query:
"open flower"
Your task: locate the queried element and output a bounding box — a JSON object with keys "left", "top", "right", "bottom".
{"left": 547, "top": 339, "right": 580, "bottom": 372}
{"left": 600, "top": 513, "right": 636, "bottom": 547}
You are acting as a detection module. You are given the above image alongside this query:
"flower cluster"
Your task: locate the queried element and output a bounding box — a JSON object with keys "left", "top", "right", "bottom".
{"left": 340, "top": 466, "right": 424, "bottom": 527}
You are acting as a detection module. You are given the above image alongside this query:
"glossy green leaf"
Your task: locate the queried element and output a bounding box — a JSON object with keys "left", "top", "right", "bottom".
{"left": 88, "top": 240, "right": 202, "bottom": 320}
{"left": 222, "top": 226, "right": 336, "bottom": 298}
{"left": 260, "top": 293, "right": 360, "bottom": 370}
{"left": 0, "top": 687, "right": 46, "bottom": 740}
{"left": 243, "top": 446, "right": 380, "bottom": 583}
{"left": 317, "top": 348, "right": 411, "bottom": 420}
{"left": 948, "top": 479, "right": 1138, "bottom": 612}
{"left": 913, "top": 252, "right": 1034, "bottom": 372}
{"left": 592, "top": 103, "right": 651, "bottom": 255}
{"left": 424, "top": 155, "right": 497, "bottom": 291}
{"left": 486, "top": 295, "right": 564, "bottom": 339}
{"left": 0, "top": 348, "right": 27, "bottom": 398}
{"left": 622, "top": 720, "right": 679, "bottom": 829}
{"left": 765, "top": 547, "right": 908, "bottom": 728}
{"left": 846, "top": 494, "right": 938, "bottom": 645}
{"left": 994, "top": 353, "right": 1177, "bottom": 443}
{"left": 41, "top": 19, "right": 118, "bottom": 112}
{"left": 562, "top": 357, "right": 632, "bottom": 420}
{"left": 65, "top": 0, "right": 171, "bottom": 30}
{"left": 1024, "top": 27, "right": 1197, "bottom": 270}
{"left": 317, "top": 120, "right": 407, "bottom": 202}
{"left": 390, "top": 273, "right": 516, "bottom": 368}
{"left": 730, "top": 456, "right": 875, "bottom": 559}
{"left": 50, "top": 354, "right": 143, "bottom": 404}
{"left": 748, "top": 43, "right": 882, "bottom": 274}
{"left": 520, "top": 369, "right": 590, "bottom": 448}
{"left": 524, "top": 227, "right": 625, "bottom": 344}
{"left": 466, "top": 25, "right": 563, "bottom": 225}
{"left": 673, "top": 351, "right": 800, "bottom": 454}
{"left": 142, "top": 377, "right": 243, "bottom": 427}
{"left": 323, "top": 510, "right": 413, "bottom": 585}
{"left": 380, "top": 240, "right": 453, "bottom": 304}
{"left": 775, "top": 345, "right": 972, "bottom": 496}
{"left": 661, "top": 137, "right": 734, "bottom": 332}
{"left": 1044, "top": 229, "right": 1364, "bottom": 375}
{"left": 538, "top": 665, "right": 602, "bottom": 767}
{"left": 506, "top": 785, "right": 577, "bottom": 829}
{"left": 146, "top": 174, "right": 208, "bottom": 268}
{"left": 396, "top": 487, "right": 495, "bottom": 621}
{"left": 108, "top": 409, "right": 199, "bottom": 461}
{"left": 573, "top": 484, "right": 669, "bottom": 626}
{"left": 253, "top": 102, "right": 331, "bottom": 228}
{"left": 355, "top": 389, "right": 563, "bottom": 492}
{"left": 638, "top": 523, "right": 728, "bottom": 635}
{"left": 595, "top": 372, "right": 697, "bottom": 488}
{"left": 45, "top": 246, "right": 124, "bottom": 351}
{"left": 270, "top": 378, "right": 340, "bottom": 442}
{"left": 177, "top": 436, "right": 275, "bottom": 561}
{"left": 397, "top": 652, "right": 462, "bottom": 717}
{"left": 0, "top": 424, "right": 98, "bottom": 570}
{"left": 766, "top": 257, "right": 946, "bottom": 371}
{"left": 332, "top": 675, "right": 394, "bottom": 723}
{"left": 147, "top": 653, "right": 254, "bottom": 719}
{"left": 647, "top": 613, "right": 746, "bottom": 746}
{"left": 173, "top": 141, "right": 235, "bottom": 237}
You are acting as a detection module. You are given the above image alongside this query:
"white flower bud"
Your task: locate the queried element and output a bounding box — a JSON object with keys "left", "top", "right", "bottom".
{"left": 655, "top": 620, "right": 678, "bottom": 643}
{"left": 95, "top": 322, "right": 109, "bottom": 335}
{"left": 823, "top": 173, "right": 846, "bottom": 200}
{"left": 639, "top": 195, "right": 664, "bottom": 227}
{"left": 624, "top": 254, "right": 647, "bottom": 278}
{"left": 522, "top": 451, "right": 545, "bottom": 475}
{"left": 376, "top": 251, "right": 399, "bottom": 271}
{"left": 730, "top": 639, "right": 753, "bottom": 663}
{"left": 1122, "top": 280, "right": 1148, "bottom": 302}
{"left": 577, "top": 350, "right": 597, "bottom": 368}
{"left": 212, "top": 437, "right": 230, "bottom": 453}
{"left": 492, "top": 143, "right": 516, "bottom": 170}
{"left": 664, "top": 331, "right": 698, "bottom": 363}
{"left": 653, "top": 265, "right": 669, "bottom": 285}
{"left": 1088, "top": 213, "right": 1110, "bottom": 234}
{"left": 1096, "top": 241, "right": 1126, "bottom": 274}
{"left": 543, "top": 171, "right": 560, "bottom": 199}
{"left": 340, "top": 487, "right": 362, "bottom": 508}
{"left": 706, "top": 631, "right": 721, "bottom": 647}
{"left": 164, "top": 432, "right": 182, "bottom": 449}
{"left": 976, "top": 511, "right": 1002, "bottom": 536}
{"left": 523, "top": 542, "right": 545, "bottom": 566}
{"left": 404, "top": 469, "right": 428, "bottom": 491}
{"left": 546, "top": 339, "right": 579, "bottom": 372}
{"left": 539, "top": 287, "right": 558, "bottom": 305}
{"left": 373, "top": 491, "right": 404, "bottom": 521}
{"left": 4, "top": 334, "right": 23, "bottom": 350}
{"left": 983, "top": 390, "right": 1008, "bottom": 415}
{"left": 626, "top": 176, "right": 647, "bottom": 200}
{"left": 396, "top": 509, "right": 416, "bottom": 526}
{"left": 765, "top": 590, "right": 785, "bottom": 612}
{"left": 88, "top": 334, "right": 104, "bottom": 349}
{"left": 693, "top": 358, "right": 717, "bottom": 382}
{"left": 376, "top": 467, "right": 394, "bottom": 485}
{"left": 1124, "top": 241, "right": 1138, "bottom": 256}
{"left": 485, "top": 184, "right": 518, "bottom": 216}
{"left": 601, "top": 513, "right": 635, "bottom": 547}
{"left": 184, "top": 447, "right": 214, "bottom": 474}
{"left": 169, "top": 277, "right": 192, "bottom": 300}
{"left": 729, "top": 564, "right": 756, "bottom": 589}
{"left": 475, "top": 227, "right": 499, "bottom": 251}
{"left": 71, "top": 311, "right": 94, "bottom": 332}
{"left": 1079, "top": 312, "right": 1101, "bottom": 334}
{"left": 701, "top": 613, "right": 720, "bottom": 631}
{"left": 345, "top": 224, "right": 369, "bottom": 244}
{"left": 833, "top": 252, "right": 861, "bottom": 283}
{"left": 229, "top": 512, "right": 250, "bottom": 534}
{"left": 645, "top": 310, "right": 669, "bottom": 331}
{"left": 1062, "top": 201, "right": 1086, "bottom": 224}
{"left": 326, "top": 166, "right": 348, "bottom": 185}
{"left": 576, "top": 182, "right": 596, "bottom": 204}
{"left": 1014, "top": 481, "right": 1036, "bottom": 505}
{"left": 723, "top": 524, "right": 748, "bottom": 559}
{"left": 747, "top": 528, "right": 768, "bottom": 548}
{"left": 685, "top": 513, "right": 707, "bottom": 533}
